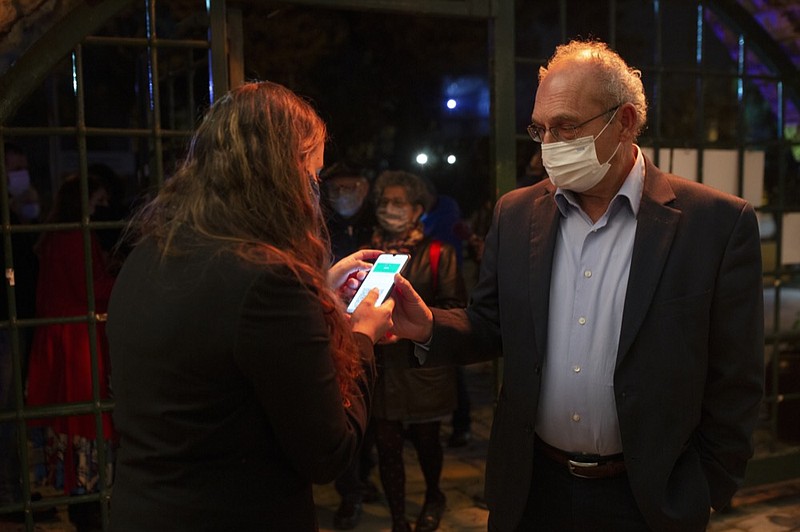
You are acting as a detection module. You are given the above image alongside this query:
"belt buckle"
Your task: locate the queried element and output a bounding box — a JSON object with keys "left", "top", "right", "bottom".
{"left": 567, "top": 459, "right": 599, "bottom": 479}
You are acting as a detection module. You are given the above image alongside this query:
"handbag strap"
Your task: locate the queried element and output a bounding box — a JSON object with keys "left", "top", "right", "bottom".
{"left": 429, "top": 240, "right": 442, "bottom": 293}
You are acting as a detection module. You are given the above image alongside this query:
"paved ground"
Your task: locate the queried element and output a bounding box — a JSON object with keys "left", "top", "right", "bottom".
{"left": 314, "top": 361, "right": 800, "bottom": 532}
{"left": 2, "top": 361, "right": 799, "bottom": 531}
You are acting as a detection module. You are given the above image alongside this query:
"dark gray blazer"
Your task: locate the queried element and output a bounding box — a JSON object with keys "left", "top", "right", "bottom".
{"left": 429, "top": 157, "right": 764, "bottom": 531}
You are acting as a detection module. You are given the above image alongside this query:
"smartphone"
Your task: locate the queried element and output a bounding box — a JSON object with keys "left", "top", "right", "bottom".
{"left": 346, "top": 253, "right": 410, "bottom": 314}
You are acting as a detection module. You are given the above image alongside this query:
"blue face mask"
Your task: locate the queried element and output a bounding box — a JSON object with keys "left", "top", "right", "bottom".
{"left": 309, "top": 173, "right": 321, "bottom": 204}
{"left": 330, "top": 192, "right": 362, "bottom": 218}
{"left": 7, "top": 169, "right": 30, "bottom": 197}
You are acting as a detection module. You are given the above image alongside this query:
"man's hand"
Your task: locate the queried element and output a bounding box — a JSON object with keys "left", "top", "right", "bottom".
{"left": 389, "top": 274, "right": 433, "bottom": 343}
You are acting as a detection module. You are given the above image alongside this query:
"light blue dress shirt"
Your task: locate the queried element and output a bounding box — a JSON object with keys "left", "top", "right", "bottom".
{"left": 536, "top": 146, "right": 645, "bottom": 456}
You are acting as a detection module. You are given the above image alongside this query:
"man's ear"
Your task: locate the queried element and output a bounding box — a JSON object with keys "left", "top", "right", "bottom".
{"left": 617, "top": 102, "right": 639, "bottom": 142}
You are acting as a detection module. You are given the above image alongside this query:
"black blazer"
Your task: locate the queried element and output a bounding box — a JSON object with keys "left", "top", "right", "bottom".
{"left": 107, "top": 239, "right": 375, "bottom": 531}
{"left": 429, "top": 157, "right": 764, "bottom": 531}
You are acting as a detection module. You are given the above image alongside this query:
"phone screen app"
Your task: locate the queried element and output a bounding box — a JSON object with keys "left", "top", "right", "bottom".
{"left": 346, "top": 256, "right": 407, "bottom": 312}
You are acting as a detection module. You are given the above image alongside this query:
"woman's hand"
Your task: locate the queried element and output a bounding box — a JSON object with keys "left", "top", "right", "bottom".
{"left": 328, "top": 249, "right": 384, "bottom": 300}
{"left": 389, "top": 274, "right": 433, "bottom": 343}
{"left": 350, "top": 288, "right": 395, "bottom": 344}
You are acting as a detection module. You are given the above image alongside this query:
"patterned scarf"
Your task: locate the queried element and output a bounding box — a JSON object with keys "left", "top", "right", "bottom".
{"left": 370, "top": 221, "right": 425, "bottom": 255}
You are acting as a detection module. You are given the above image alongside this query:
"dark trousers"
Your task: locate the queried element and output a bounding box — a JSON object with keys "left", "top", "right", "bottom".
{"left": 451, "top": 366, "right": 471, "bottom": 432}
{"left": 500, "top": 443, "right": 651, "bottom": 532}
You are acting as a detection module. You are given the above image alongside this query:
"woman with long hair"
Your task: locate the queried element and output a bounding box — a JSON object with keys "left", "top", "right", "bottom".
{"left": 106, "top": 81, "right": 393, "bottom": 531}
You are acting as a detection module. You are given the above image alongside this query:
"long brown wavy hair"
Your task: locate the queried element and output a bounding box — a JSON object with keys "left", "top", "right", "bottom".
{"left": 128, "top": 81, "right": 363, "bottom": 405}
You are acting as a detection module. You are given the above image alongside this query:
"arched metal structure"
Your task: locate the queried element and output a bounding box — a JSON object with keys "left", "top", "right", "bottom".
{"left": 0, "top": 0, "right": 798, "bottom": 528}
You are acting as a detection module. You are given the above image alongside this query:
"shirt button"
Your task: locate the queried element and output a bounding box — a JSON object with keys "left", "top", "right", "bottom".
{"left": 571, "top": 413, "right": 581, "bottom": 422}
{"left": 573, "top": 365, "right": 581, "bottom": 373}
{"left": 584, "top": 270, "right": 592, "bottom": 278}
{"left": 578, "top": 317, "right": 587, "bottom": 325}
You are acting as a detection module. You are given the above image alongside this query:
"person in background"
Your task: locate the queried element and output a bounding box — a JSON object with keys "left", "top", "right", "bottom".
{"left": 320, "top": 160, "right": 380, "bottom": 530}
{"left": 418, "top": 178, "right": 473, "bottom": 448}
{"left": 88, "top": 162, "right": 132, "bottom": 265}
{"left": 3, "top": 142, "right": 41, "bottom": 224}
{"left": 25, "top": 173, "right": 116, "bottom": 529}
{"left": 369, "top": 170, "right": 466, "bottom": 532}
{"left": 322, "top": 161, "right": 375, "bottom": 262}
{"left": 0, "top": 143, "right": 44, "bottom": 522}
{"left": 515, "top": 141, "right": 548, "bottom": 189}
{"left": 106, "top": 81, "right": 394, "bottom": 531}
{"left": 389, "top": 39, "right": 764, "bottom": 531}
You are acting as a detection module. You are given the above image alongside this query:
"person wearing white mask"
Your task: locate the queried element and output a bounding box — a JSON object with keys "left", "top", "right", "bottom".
{"left": 370, "top": 170, "right": 466, "bottom": 532}
{"left": 321, "top": 161, "right": 375, "bottom": 263}
{"left": 4, "top": 142, "right": 41, "bottom": 223}
{"left": 389, "top": 39, "right": 763, "bottom": 531}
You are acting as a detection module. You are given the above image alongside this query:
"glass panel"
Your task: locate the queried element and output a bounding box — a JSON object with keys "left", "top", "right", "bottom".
{"left": 744, "top": 79, "right": 780, "bottom": 143}
{"left": 703, "top": 73, "right": 740, "bottom": 143}
{"left": 659, "top": 72, "right": 698, "bottom": 141}
{"left": 563, "top": 0, "right": 612, "bottom": 43}
{"left": 616, "top": 0, "right": 656, "bottom": 68}
{"left": 514, "top": 1, "right": 562, "bottom": 59}
{"left": 515, "top": 62, "right": 539, "bottom": 133}
{"left": 659, "top": 0, "right": 699, "bottom": 67}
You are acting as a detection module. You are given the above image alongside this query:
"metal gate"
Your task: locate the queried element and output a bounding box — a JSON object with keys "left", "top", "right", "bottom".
{"left": 0, "top": 0, "right": 797, "bottom": 529}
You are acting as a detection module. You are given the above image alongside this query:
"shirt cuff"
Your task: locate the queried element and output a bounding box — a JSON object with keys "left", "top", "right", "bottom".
{"left": 412, "top": 334, "right": 432, "bottom": 364}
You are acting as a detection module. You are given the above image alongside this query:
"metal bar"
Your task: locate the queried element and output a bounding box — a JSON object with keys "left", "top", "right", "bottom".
{"left": 147, "top": 0, "right": 166, "bottom": 189}
{"left": 73, "top": 42, "right": 112, "bottom": 529}
{"left": 491, "top": 0, "right": 515, "bottom": 196}
{"left": 0, "top": 401, "right": 116, "bottom": 423}
{"left": 208, "top": 0, "right": 229, "bottom": 102}
{"left": 0, "top": 126, "right": 193, "bottom": 138}
{"left": 705, "top": 0, "right": 800, "bottom": 107}
{"left": 278, "top": 0, "right": 492, "bottom": 18}
{"left": 0, "top": 0, "right": 135, "bottom": 124}
{"left": 83, "top": 35, "right": 209, "bottom": 49}
{"left": 228, "top": 6, "right": 245, "bottom": 90}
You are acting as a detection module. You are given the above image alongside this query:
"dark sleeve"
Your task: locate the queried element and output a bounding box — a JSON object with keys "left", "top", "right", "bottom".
{"left": 697, "top": 201, "right": 764, "bottom": 510}
{"left": 232, "top": 272, "right": 376, "bottom": 484}
{"left": 432, "top": 243, "right": 467, "bottom": 310}
{"left": 429, "top": 196, "right": 504, "bottom": 366}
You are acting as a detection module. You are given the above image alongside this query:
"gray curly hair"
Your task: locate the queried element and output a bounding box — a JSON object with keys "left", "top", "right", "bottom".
{"left": 539, "top": 40, "right": 648, "bottom": 138}
{"left": 373, "top": 170, "right": 428, "bottom": 209}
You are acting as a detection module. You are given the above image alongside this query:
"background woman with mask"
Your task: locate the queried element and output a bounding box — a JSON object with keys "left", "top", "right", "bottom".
{"left": 106, "top": 81, "right": 394, "bottom": 531}
{"left": 369, "top": 170, "right": 466, "bottom": 532}
{"left": 26, "top": 173, "right": 116, "bottom": 506}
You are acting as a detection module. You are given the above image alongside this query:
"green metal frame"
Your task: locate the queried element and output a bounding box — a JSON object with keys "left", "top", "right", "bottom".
{"left": 0, "top": 0, "right": 230, "bottom": 527}
{"left": 1, "top": 2, "right": 798, "bottom": 529}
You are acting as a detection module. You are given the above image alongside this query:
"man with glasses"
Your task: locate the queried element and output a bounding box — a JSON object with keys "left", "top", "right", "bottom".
{"left": 390, "top": 39, "right": 764, "bottom": 531}
{"left": 319, "top": 161, "right": 380, "bottom": 529}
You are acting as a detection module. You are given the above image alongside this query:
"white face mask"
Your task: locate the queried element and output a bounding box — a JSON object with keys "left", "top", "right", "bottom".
{"left": 330, "top": 192, "right": 363, "bottom": 218}
{"left": 541, "top": 108, "right": 620, "bottom": 193}
{"left": 377, "top": 204, "right": 413, "bottom": 234}
{"left": 7, "top": 169, "right": 31, "bottom": 198}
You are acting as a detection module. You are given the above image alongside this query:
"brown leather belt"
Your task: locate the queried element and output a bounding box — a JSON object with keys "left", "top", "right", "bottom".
{"left": 535, "top": 435, "right": 626, "bottom": 479}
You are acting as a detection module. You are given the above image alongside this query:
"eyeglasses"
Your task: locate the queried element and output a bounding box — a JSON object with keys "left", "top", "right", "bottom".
{"left": 527, "top": 105, "right": 620, "bottom": 143}
{"left": 377, "top": 198, "right": 410, "bottom": 209}
{"left": 324, "top": 182, "right": 363, "bottom": 196}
